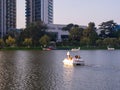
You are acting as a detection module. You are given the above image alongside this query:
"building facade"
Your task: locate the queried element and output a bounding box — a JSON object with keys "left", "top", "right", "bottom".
{"left": 25, "top": 0, "right": 53, "bottom": 26}
{"left": 0, "top": 0, "right": 16, "bottom": 37}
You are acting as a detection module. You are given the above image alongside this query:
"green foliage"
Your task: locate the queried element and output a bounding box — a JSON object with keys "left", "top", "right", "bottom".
{"left": 47, "top": 32, "right": 57, "bottom": 41}
{"left": 6, "top": 36, "right": 16, "bottom": 47}
{"left": 0, "top": 38, "right": 5, "bottom": 47}
{"left": 99, "top": 20, "right": 118, "bottom": 38}
{"left": 62, "top": 23, "right": 74, "bottom": 31}
{"left": 80, "top": 37, "right": 90, "bottom": 46}
{"left": 39, "top": 35, "right": 50, "bottom": 47}
{"left": 118, "top": 38, "right": 120, "bottom": 46}
{"left": 23, "top": 38, "right": 32, "bottom": 47}
{"left": 103, "top": 38, "right": 118, "bottom": 47}
{"left": 96, "top": 39, "right": 103, "bottom": 46}
{"left": 69, "top": 27, "right": 83, "bottom": 41}
{"left": 82, "top": 22, "right": 98, "bottom": 45}
{"left": 20, "top": 21, "right": 47, "bottom": 46}
{"left": 117, "top": 30, "right": 120, "bottom": 38}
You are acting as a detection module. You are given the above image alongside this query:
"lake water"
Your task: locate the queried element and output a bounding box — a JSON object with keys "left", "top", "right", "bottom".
{"left": 0, "top": 50, "right": 120, "bottom": 90}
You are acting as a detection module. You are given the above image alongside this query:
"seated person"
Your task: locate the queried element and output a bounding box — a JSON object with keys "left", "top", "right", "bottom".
{"left": 67, "top": 55, "right": 72, "bottom": 60}
{"left": 75, "top": 55, "right": 78, "bottom": 59}
{"left": 69, "top": 56, "right": 73, "bottom": 61}
{"left": 78, "top": 55, "right": 81, "bottom": 59}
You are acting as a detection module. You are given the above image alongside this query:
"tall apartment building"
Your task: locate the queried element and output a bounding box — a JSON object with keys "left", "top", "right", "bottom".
{"left": 0, "top": 0, "right": 16, "bottom": 37}
{"left": 25, "top": 0, "right": 53, "bottom": 26}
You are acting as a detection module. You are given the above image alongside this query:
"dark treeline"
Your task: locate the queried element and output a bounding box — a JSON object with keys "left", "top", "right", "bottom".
{"left": 61, "top": 20, "right": 120, "bottom": 48}
{"left": 0, "top": 20, "right": 120, "bottom": 49}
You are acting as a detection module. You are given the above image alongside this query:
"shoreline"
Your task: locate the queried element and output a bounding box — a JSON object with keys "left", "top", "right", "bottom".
{"left": 0, "top": 46, "right": 120, "bottom": 50}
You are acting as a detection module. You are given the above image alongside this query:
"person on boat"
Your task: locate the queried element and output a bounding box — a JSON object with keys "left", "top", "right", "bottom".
{"left": 74, "top": 55, "right": 81, "bottom": 61}
{"left": 69, "top": 56, "right": 73, "bottom": 61}
{"left": 67, "top": 51, "right": 72, "bottom": 60}
{"left": 78, "top": 55, "right": 81, "bottom": 59}
{"left": 72, "top": 55, "right": 77, "bottom": 62}
{"left": 67, "top": 51, "right": 70, "bottom": 58}
{"left": 75, "top": 55, "right": 78, "bottom": 59}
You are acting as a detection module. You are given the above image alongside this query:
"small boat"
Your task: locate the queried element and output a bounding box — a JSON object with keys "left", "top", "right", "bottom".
{"left": 71, "top": 47, "right": 80, "bottom": 51}
{"left": 63, "top": 51, "right": 84, "bottom": 65}
{"left": 42, "top": 48, "right": 52, "bottom": 51}
{"left": 63, "top": 58, "right": 84, "bottom": 65}
{"left": 107, "top": 46, "right": 115, "bottom": 50}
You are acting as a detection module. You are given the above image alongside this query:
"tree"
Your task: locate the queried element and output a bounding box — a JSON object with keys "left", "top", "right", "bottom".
{"left": 111, "top": 38, "right": 118, "bottom": 47}
{"left": 7, "top": 29, "right": 23, "bottom": 47}
{"left": 96, "top": 39, "right": 103, "bottom": 47}
{"left": 47, "top": 32, "right": 57, "bottom": 41}
{"left": 118, "top": 38, "right": 120, "bottom": 46}
{"left": 82, "top": 22, "right": 98, "bottom": 45}
{"left": 80, "top": 37, "right": 90, "bottom": 46}
{"left": 0, "top": 38, "right": 5, "bottom": 48}
{"left": 103, "top": 38, "right": 118, "bottom": 47}
{"left": 23, "top": 38, "right": 32, "bottom": 48}
{"left": 20, "top": 21, "right": 47, "bottom": 46}
{"left": 99, "top": 30, "right": 106, "bottom": 39}
{"left": 62, "top": 23, "right": 74, "bottom": 31}
{"left": 69, "top": 27, "right": 83, "bottom": 41}
{"left": 99, "top": 20, "right": 118, "bottom": 38}
{"left": 116, "top": 29, "right": 120, "bottom": 38}
{"left": 39, "top": 35, "right": 50, "bottom": 47}
{"left": 6, "top": 36, "right": 16, "bottom": 47}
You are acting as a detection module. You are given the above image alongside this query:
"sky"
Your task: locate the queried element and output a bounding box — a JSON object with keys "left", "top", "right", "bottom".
{"left": 17, "top": 0, "right": 120, "bottom": 28}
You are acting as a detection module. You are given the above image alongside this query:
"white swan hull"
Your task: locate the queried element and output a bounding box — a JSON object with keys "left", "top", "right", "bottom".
{"left": 73, "top": 59, "right": 84, "bottom": 65}
{"left": 63, "top": 59, "right": 84, "bottom": 65}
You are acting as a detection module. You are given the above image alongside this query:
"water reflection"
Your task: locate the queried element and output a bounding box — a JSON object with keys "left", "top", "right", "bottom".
{"left": 63, "top": 64, "right": 74, "bottom": 90}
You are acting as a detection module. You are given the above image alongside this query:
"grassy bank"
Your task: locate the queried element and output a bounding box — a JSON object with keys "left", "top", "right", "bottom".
{"left": 0, "top": 47, "right": 42, "bottom": 50}
{"left": 0, "top": 46, "right": 120, "bottom": 50}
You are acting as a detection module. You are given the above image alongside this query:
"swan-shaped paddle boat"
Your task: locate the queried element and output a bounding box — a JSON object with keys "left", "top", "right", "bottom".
{"left": 63, "top": 58, "right": 84, "bottom": 65}
{"left": 63, "top": 51, "right": 85, "bottom": 65}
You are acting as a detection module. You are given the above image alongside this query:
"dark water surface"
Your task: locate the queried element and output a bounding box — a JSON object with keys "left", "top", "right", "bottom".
{"left": 0, "top": 50, "right": 120, "bottom": 90}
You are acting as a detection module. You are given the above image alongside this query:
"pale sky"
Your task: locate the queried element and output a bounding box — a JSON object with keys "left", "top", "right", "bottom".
{"left": 17, "top": 0, "right": 120, "bottom": 28}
